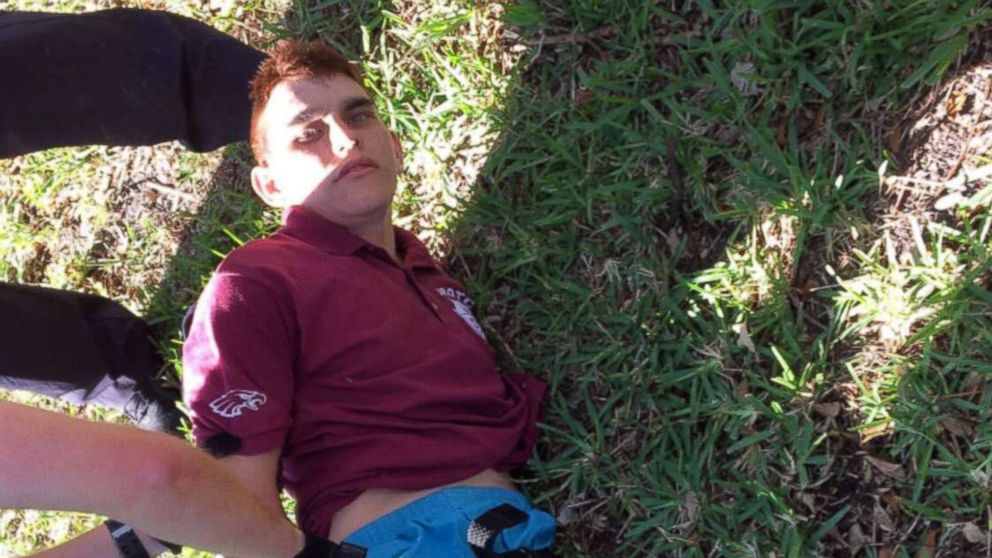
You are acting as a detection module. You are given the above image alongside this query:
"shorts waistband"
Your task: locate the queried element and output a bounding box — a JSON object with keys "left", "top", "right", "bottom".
{"left": 341, "top": 485, "right": 556, "bottom": 557}
{"left": 344, "top": 486, "right": 531, "bottom": 541}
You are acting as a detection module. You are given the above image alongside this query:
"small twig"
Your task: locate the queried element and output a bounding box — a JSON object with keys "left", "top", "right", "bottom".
{"left": 525, "top": 25, "right": 616, "bottom": 46}
{"left": 787, "top": 292, "right": 828, "bottom": 331}
{"left": 138, "top": 180, "right": 196, "bottom": 203}
{"left": 885, "top": 163, "right": 992, "bottom": 193}
{"left": 453, "top": 249, "right": 475, "bottom": 284}
{"left": 883, "top": 177, "right": 941, "bottom": 200}
{"left": 938, "top": 388, "right": 985, "bottom": 401}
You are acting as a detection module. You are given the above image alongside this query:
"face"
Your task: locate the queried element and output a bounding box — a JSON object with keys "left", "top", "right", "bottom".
{"left": 251, "top": 75, "right": 403, "bottom": 229}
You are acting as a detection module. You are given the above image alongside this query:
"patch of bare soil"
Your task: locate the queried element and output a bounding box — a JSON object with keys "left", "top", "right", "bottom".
{"left": 86, "top": 144, "right": 221, "bottom": 304}
{"left": 1, "top": 141, "right": 220, "bottom": 310}
{"left": 889, "top": 63, "right": 992, "bottom": 234}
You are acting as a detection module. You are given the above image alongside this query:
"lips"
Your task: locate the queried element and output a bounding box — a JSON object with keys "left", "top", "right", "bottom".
{"left": 332, "top": 157, "right": 378, "bottom": 184}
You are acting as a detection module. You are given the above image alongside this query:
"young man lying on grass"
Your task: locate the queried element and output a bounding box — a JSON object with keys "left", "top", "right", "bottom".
{"left": 175, "top": 40, "right": 557, "bottom": 557}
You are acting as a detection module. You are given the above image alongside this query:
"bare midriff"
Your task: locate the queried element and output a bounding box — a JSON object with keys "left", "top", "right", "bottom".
{"left": 327, "top": 468, "right": 516, "bottom": 542}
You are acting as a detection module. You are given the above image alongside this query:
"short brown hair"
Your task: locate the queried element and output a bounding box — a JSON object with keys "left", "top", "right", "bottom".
{"left": 249, "top": 39, "right": 365, "bottom": 162}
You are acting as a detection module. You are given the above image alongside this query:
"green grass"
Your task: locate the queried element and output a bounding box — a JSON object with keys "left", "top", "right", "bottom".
{"left": 3, "top": 0, "right": 992, "bottom": 557}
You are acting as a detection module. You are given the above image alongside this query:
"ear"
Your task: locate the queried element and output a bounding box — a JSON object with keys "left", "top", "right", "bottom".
{"left": 390, "top": 132, "right": 404, "bottom": 168}
{"left": 250, "top": 165, "right": 286, "bottom": 208}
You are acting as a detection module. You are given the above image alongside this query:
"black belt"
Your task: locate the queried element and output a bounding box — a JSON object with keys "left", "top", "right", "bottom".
{"left": 295, "top": 534, "right": 367, "bottom": 558}
{"left": 468, "top": 503, "right": 560, "bottom": 558}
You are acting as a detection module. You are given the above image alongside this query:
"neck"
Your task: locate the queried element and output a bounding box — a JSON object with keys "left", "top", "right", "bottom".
{"left": 347, "top": 216, "right": 396, "bottom": 259}
{"left": 297, "top": 203, "right": 398, "bottom": 260}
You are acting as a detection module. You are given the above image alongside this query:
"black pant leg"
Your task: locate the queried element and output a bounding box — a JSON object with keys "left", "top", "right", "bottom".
{"left": 0, "top": 282, "right": 181, "bottom": 431}
{"left": 0, "top": 8, "right": 264, "bottom": 158}
{"left": 0, "top": 8, "right": 259, "bottom": 431}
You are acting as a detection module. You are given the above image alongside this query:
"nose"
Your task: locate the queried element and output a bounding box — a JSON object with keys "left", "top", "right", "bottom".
{"left": 327, "top": 118, "right": 357, "bottom": 155}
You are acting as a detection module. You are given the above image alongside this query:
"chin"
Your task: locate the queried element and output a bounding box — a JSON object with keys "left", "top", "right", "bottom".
{"left": 302, "top": 195, "right": 389, "bottom": 222}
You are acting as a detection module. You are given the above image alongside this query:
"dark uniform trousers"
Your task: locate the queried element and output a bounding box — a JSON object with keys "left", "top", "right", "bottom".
{"left": 0, "top": 8, "right": 263, "bottom": 431}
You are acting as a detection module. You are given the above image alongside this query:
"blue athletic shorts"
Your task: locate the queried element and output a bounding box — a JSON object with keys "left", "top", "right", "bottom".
{"left": 342, "top": 486, "right": 556, "bottom": 557}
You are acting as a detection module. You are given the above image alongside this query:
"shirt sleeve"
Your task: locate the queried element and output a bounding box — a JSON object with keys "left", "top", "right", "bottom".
{"left": 182, "top": 272, "right": 296, "bottom": 455}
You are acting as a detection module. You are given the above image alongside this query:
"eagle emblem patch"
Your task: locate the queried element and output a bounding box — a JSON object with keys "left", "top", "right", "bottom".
{"left": 209, "top": 389, "right": 267, "bottom": 418}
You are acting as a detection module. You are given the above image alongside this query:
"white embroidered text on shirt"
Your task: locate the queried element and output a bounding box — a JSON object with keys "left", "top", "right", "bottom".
{"left": 436, "top": 288, "right": 486, "bottom": 339}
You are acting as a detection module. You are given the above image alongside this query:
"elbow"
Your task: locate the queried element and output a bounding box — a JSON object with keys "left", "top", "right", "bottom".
{"left": 118, "top": 437, "right": 192, "bottom": 511}
{"left": 139, "top": 445, "right": 190, "bottom": 495}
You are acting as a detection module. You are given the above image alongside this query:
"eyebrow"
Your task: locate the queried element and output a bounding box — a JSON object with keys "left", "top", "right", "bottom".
{"left": 288, "top": 97, "right": 376, "bottom": 127}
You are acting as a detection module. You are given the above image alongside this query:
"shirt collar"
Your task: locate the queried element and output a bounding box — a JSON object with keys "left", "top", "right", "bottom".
{"left": 279, "top": 206, "right": 366, "bottom": 255}
{"left": 279, "top": 206, "right": 438, "bottom": 270}
{"left": 395, "top": 227, "right": 437, "bottom": 270}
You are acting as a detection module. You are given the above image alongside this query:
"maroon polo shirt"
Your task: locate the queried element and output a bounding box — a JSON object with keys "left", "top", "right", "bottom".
{"left": 182, "top": 206, "right": 547, "bottom": 536}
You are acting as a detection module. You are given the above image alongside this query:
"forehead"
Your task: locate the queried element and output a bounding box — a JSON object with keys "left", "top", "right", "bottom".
{"left": 259, "top": 75, "right": 370, "bottom": 135}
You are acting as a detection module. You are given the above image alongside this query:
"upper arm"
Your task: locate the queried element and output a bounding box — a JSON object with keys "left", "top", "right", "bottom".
{"left": 183, "top": 272, "right": 296, "bottom": 456}
{"left": 181, "top": 271, "right": 294, "bottom": 512}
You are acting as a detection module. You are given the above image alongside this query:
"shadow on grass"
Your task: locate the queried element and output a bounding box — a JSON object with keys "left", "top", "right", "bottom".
{"left": 817, "top": 45, "right": 992, "bottom": 556}
{"left": 443, "top": 3, "right": 992, "bottom": 558}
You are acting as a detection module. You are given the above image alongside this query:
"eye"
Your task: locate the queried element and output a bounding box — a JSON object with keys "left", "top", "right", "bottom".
{"left": 295, "top": 127, "right": 321, "bottom": 144}
{"left": 348, "top": 110, "right": 375, "bottom": 126}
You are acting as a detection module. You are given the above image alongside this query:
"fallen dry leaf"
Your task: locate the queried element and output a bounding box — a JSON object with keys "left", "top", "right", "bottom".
{"left": 813, "top": 104, "right": 827, "bottom": 129}
{"left": 732, "top": 322, "right": 756, "bottom": 353}
{"left": 941, "top": 416, "right": 975, "bottom": 438}
{"left": 964, "top": 372, "right": 985, "bottom": 394}
{"left": 776, "top": 119, "right": 788, "bottom": 147}
{"left": 848, "top": 523, "right": 867, "bottom": 550}
{"left": 575, "top": 87, "right": 592, "bottom": 105}
{"left": 915, "top": 529, "right": 937, "bottom": 558}
{"left": 860, "top": 422, "right": 894, "bottom": 445}
{"left": 887, "top": 127, "right": 903, "bottom": 154}
{"left": 865, "top": 455, "right": 907, "bottom": 480}
{"left": 730, "top": 62, "right": 760, "bottom": 96}
{"left": 880, "top": 491, "right": 903, "bottom": 512}
{"left": 682, "top": 490, "right": 700, "bottom": 523}
{"left": 947, "top": 91, "right": 969, "bottom": 116}
{"left": 874, "top": 503, "right": 896, "bottom": 532}
{"left": 935, "top": 191, "right": 965, "bottom": 211}
{"left": 962, "top": 522, "right": 986, "bottom": 544}
{"left": 813, "top": 402, "right": 841, "bottom": 419}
